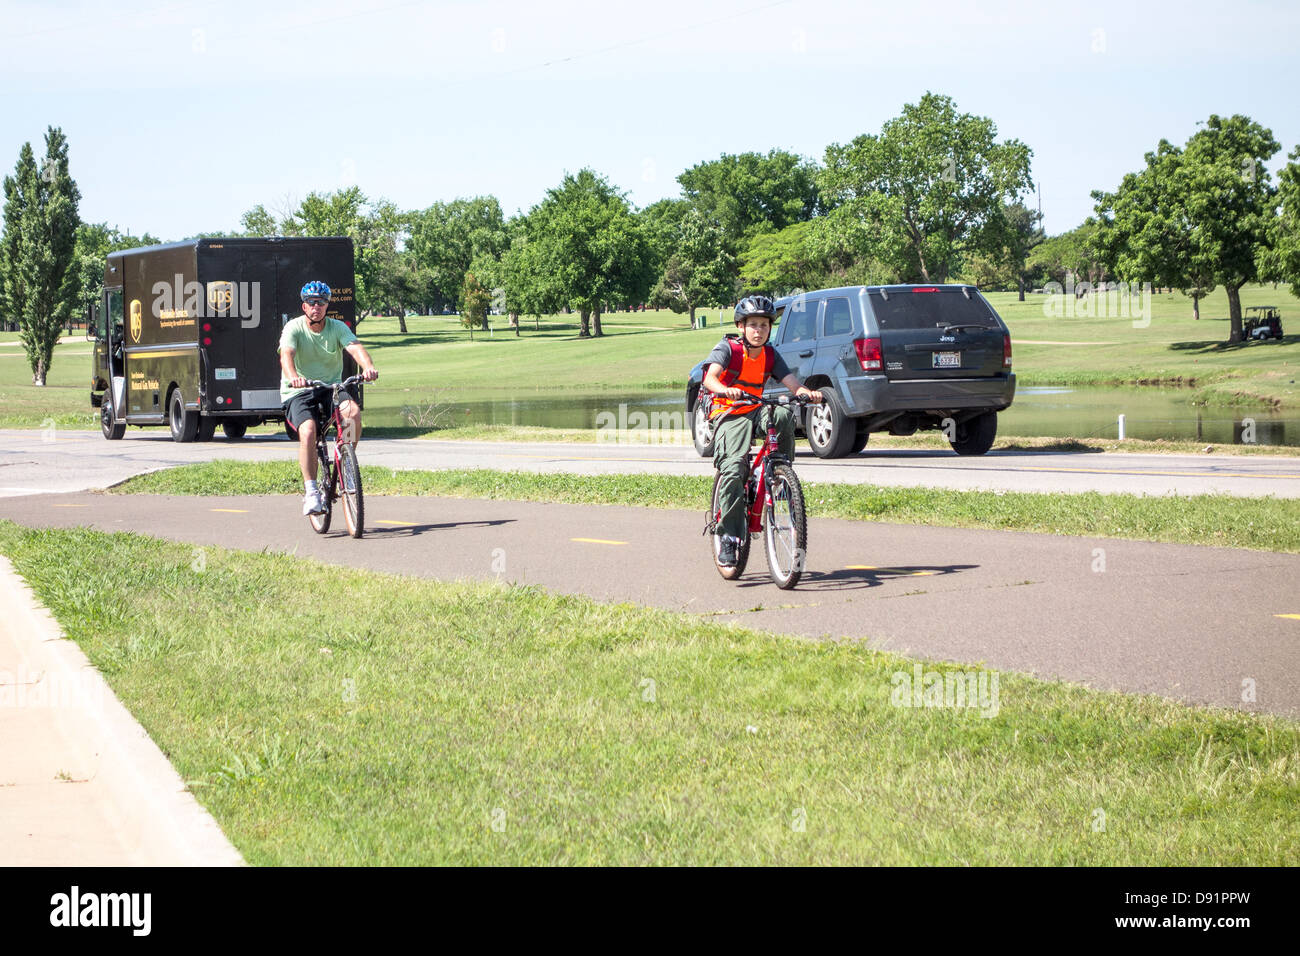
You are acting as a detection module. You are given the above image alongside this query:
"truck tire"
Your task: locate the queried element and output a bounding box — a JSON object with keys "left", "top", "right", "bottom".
{"left": 101, "top": 402, "right": 125, "bottom": 441}
{"left": 691, "top": 393, "right": 716, "bottom": 458}
{"left": 197, "top": 416, "right": 217, "bottom": 442}
{"left": 949, "top": 411, "right": 997, "bottom": 456}
{"left": 168, "top": 388, "right": 199, "bottom": 443}
{"left": 806, "top": 387, "right": 856, "bottom": 459}
{"left": 222, "top": 420, "right": 248, "bottom": 440}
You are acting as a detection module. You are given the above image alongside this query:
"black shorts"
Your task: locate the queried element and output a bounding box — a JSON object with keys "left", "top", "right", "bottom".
{"left": 283, "top": 384, "right": 360, "bottom": 435}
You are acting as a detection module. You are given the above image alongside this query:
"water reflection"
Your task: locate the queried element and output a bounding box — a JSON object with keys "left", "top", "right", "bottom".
{"left": 363, "top": 385, "right": 1297, "bottom": 447}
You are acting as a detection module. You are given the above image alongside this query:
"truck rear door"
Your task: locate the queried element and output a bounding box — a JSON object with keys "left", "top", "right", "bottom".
{"left": 198, "top": 243, "right": 278, "bottom": 412}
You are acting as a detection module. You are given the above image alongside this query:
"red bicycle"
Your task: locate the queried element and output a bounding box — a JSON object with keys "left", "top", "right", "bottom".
{"left": 704, "top": 395, "right": 810, "bottom": 589}
{"left": 301, "top": 375, "right": 367, "bottom": 538}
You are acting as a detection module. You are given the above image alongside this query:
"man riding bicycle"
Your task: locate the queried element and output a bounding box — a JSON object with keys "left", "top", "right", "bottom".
{"left": 279, "top": 280, "right": 379, "bottom": 516}
{"left": 704, "top": 295, "right": 822, "bottom": 568}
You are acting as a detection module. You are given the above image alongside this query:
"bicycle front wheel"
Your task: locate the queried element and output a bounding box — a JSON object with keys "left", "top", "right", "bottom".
{"left": 764, "top": 461, "right": 807, "bottom": 589}
{"left": 339, "top": 442, "right": 364, "bottom": 538}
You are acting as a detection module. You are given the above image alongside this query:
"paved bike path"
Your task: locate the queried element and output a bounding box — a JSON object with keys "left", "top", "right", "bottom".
{"left": 1, "top": 491, "right": 1296, "bottom": 718}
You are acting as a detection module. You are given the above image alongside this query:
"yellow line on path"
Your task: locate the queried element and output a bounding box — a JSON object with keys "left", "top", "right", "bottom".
{"left": 1276, "top": 614, "right": 1300, "bottom": 620}
{"left": 52, "top": 503, "right": 88, "bottom": 508}
{"left": 375, "top": 519, "right": 413, "bottom": 526}
{"left": 572, "top": 537, "right": 627, "bottom": 545}
{"left": 210, "top": 508, "right": 249, "bottom": 513}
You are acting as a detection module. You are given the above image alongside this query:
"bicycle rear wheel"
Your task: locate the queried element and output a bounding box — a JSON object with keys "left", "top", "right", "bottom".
{"left": 709, "top": 471, "right": 750, "bottom": 580}
{"left": 309, "top": 441, "right": 333, "bottom": 534}
{"left": 339, "top": 443, "right": 364, "bottom": 538}
{"left": 764, "top": 461, "right": 807, "bottom": 589}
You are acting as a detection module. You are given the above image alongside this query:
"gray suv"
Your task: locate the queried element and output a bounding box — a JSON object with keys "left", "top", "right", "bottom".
{"left": 686, "top": 284, "right": 1016, "bottom": 458}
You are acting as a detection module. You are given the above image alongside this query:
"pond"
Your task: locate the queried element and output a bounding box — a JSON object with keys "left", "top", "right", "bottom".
{"left": 362, "top": 385, "right": 1298, "bottom": 447}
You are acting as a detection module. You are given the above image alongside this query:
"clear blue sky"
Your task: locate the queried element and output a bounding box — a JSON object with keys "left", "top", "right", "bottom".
{"left": 3, "top": 0, "right": 1298, "bottom": 240}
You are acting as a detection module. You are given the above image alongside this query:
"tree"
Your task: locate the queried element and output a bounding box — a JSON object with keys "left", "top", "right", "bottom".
{"left": 408, "top": 197, "right": 508, "bottom": 311}
{"left": 2, "top": 128, "right": 81, "bottom": 385}
{"left": 240, "top": 204, "right": 279, "bottom": 237}
{"left": 460, "top": 270, "right": 491, "bottom": 340}
{"left": 1259, "top": 146, "right": 1300, "bottom": 299}
{"left": 526, "top": 170, "right": 651, "bottom": 337}
{"left": 649, "top": 211, "right": 735, "bottom": 325}
{"left": 1093, "top": 115, "right": 1279, "bottom": 340}
{"left": 71, "top": 223, "right": 161, "bottom": 324}
{"left": 677, "top": 150, "right": 820, "bottom": 244}
{"left": 1027, "top": 223, "right": 1108, "bottom": 290}
{"left": 819, "top": 92, "right": 1033, "bottom": 283}
{"left": 0, "top": 143, "right": 35, "bottom": 334}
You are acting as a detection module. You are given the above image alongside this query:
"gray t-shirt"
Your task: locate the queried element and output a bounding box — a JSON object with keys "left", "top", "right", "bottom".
{"left": 706, "top": 336, "right": 792, "bottom": 383}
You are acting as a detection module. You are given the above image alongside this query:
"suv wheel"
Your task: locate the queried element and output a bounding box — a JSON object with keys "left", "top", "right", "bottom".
{"left": 691, "top": 393, "right": 716, "bottom": 458}
{"left": 807, "top": 387, "right": 856, "bottom": 459}
{"left": 949, "top": 411, "right": 997, "bottom": 456}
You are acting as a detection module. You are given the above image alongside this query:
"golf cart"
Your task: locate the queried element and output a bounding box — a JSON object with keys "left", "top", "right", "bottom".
{"left": 1243, "top": 306, "right": 1284, "bottom": 341}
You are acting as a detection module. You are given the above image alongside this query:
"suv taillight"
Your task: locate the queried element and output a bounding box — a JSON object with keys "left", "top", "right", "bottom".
{"left": 854, "top": 337, "right": 882, "bottom": 371}
{"left": 1003, "top": 334, "right": 1012, "bottom": 368}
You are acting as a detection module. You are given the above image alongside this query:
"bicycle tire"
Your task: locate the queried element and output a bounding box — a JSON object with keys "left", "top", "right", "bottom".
{"left": 309, "top": 441, "right": 333, "bottom": 534}
{"left": 709, "top": 470, "right": 750, "bottom": 580}
{"left": 339, "top": 442, "right": 364, "bottom": 538}
{"left": 763, "top": 460, "right": 807, "bottom": 589}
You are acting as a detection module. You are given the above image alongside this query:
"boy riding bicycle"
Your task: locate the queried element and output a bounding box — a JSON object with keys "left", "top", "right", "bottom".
{"left": 704, "top": 295, "right": 822, "bottom": 568}
{"left": 279, "top": 280, "right": 379, "bottom": 516}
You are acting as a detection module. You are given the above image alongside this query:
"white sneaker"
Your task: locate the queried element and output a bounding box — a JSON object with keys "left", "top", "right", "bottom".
{"left": 303, "top": 491, "right": 325, "bottom": 515}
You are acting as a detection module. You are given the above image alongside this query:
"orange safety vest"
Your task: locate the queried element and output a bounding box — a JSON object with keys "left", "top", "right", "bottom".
{"left": 710, "top": 338, "right": 775, "bottom": 420}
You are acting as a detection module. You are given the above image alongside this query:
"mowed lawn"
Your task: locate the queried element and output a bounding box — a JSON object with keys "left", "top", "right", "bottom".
{"left": 1, "top": 520, "right": 1296, "bottom": 865}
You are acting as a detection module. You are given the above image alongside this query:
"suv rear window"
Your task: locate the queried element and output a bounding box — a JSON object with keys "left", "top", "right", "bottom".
{"left": 868, "top": 289, "right": 999, "bottom": 330}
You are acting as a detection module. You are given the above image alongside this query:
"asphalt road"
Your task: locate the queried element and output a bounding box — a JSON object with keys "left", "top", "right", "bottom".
{"left": 3, "top": 428, "right": 1300, "bottom": 498}
{"left": 1, "top": 490, "right": 1296, "bottom": 717}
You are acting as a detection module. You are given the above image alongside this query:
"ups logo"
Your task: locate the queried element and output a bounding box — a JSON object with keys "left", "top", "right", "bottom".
{"left": 207, "top": 281, "right": 234, "bottom": 314}
{"left": 129, "top": 299, "right": 142, "bottom": 343}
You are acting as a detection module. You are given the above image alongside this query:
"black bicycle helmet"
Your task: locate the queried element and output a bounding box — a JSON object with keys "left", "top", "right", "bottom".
{"left": 734, "top": 294, "right": 777, "bottom": 324}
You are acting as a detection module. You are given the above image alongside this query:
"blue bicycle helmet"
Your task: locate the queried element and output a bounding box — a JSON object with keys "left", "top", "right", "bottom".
{"left": 300, "top": 280, "right": 331, "bottom": 301}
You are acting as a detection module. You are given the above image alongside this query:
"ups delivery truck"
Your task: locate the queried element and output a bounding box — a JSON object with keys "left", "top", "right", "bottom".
{"left": 89, "top": 236, "right": 357, "bottom": 441}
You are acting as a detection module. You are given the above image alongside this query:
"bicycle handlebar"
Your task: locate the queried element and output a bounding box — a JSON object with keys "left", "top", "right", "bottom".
{"left": 302, "top": 374, "right": 369, "bottom": 389}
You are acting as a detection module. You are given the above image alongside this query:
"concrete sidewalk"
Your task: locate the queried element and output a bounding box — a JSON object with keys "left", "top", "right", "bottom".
{"left": 0, "top": 556, "right": 243, "bottom": 866}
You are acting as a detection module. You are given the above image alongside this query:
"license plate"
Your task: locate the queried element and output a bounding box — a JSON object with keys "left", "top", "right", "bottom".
{"left": 933, "top": 351, "right": 961, "bottom": 368}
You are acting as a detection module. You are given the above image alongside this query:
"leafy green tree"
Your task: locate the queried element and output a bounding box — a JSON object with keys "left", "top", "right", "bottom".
{"left": 1093, "top": 115, "right": 1279, "bottom": 340}
{"left": 3, "top": 128, "right": 81, "bottom": 385}
{"left": 408, "top": 196, "right": 508, "bottom": 310}
{"left": 460, "top": 270, "right": 492, "bottom": 340}
{"left": 678, "top": 150, "right": 820, "bottom": 244}
{"left": 526, "top": 170, "right": 651, "bottom": 337}
{"left": 819, "top": 92, "right": 1033, "bottom": 283}
{"left": 1026, "top": 223, "right": 1108, "bottom": 290}
{"left": 0, "top": 143, "right": 35, "bottom": 334}
{"left": 239, "top": 204, "right": 279, "bottom": 237}
{"left": 1259, "top": 146, "right": 1300, "bottom": 299}
{"left": 649, "top": 211, "right": 735, "bottom": 325}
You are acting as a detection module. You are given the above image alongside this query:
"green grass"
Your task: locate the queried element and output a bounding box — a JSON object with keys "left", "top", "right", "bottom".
{"left": 113, "top": 461, "right": 1300, "bottom": 553}
{"left": 984, "top": 287, "right": 1300, "bottom": 408}
{"left": 0, "top": 520, "right": 1294, "bottom": 865}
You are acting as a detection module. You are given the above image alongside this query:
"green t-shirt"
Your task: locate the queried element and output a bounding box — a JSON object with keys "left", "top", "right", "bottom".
{"left": 278, "top": 317, "right": 359, "bottom": 401}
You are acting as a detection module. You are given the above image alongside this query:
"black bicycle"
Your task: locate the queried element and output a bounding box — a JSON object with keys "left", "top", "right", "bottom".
{"left": 301, "top": 375, "right": 367, "bottom": 538}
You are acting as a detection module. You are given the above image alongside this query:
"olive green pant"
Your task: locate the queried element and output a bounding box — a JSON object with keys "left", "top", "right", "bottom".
{"left": 713, "top": 405, "right": 795, "bottom": 539}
